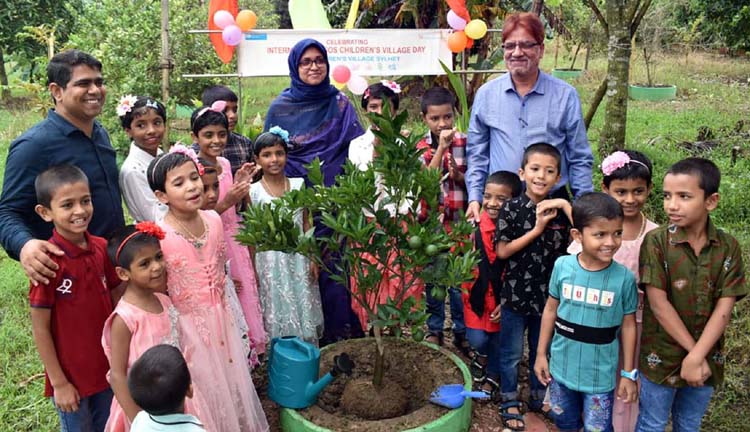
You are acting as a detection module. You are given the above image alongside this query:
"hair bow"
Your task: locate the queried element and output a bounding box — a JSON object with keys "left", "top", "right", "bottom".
{"left": 116, "top": 94, "right": 138, "bottom": 117}
{"left": 170, "top": 143, "right": 205, "bottom": 176}
{"left": 380, "top": 80, "right": 402, "bottom": 94}
{"left": 601, "top": 151, "right": 649, "bottom": 176}
{"left": 268, "top": 126, "right": 290, "bottom": 145}
{"left": 195, "top": 100, "right": 227, "bottom": 119}
{"left": 115, "top": 221, "right": 166, "bottom": 264}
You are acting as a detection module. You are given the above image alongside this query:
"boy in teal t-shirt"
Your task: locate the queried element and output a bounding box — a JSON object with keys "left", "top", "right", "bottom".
{"left": 535, "top": 192, "right": 639, "bottom": 432}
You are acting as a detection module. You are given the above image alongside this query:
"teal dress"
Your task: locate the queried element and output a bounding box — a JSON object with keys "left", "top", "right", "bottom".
{"left": 250, "top": 178, "right": 324, "bottom": 344}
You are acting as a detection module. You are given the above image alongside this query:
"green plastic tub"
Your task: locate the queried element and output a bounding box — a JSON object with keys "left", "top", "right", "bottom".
{"left": 551, "top": 68, "right": 583, "bottom": 81}
{"left": 628, "top": 85, "right": 677, "bottom": 101}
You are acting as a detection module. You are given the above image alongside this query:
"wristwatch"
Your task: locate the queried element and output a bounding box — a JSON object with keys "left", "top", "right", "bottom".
{"left": 620, "top": 369, "right": 639, "bottom": 381}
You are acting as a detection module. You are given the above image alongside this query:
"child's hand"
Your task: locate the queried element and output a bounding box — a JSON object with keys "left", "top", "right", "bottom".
{"left": 226, "top": 180, "right": 250, "bottom": 205}
{"left": 533, "top": 356, "right": 552, "bottom": 386}
{"left": 53, "top": 381, "right": 80, "bottom": 413}
{"left": 534, "top": 203, "right": 558, "bottom": 230}
{"left": 489, "top": 305, "right": 502, "bottom": 323}
{"left": 681, "top": 353, "right": 710, "bottom": 386}
{"left": 448, "top": 154, "right": 464, "bottom": 183}
{"left": 617, "top": 377, "right": 638, "bottom": 403}
{"left": 438, "top": 128, "right": 456, "bottom": 150}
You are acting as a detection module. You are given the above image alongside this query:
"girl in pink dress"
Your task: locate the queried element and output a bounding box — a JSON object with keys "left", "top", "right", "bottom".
{"left": 568, "top": 150, "right": 657, "bottom": 432}
{"left": 147, "top": 147, "right": 269, "bottom": 432}
{"left": 191, "top": 104, "right": 266, "bottom": 364}
{"left": 102, "top": 222, "right": 215, "bottom": 431}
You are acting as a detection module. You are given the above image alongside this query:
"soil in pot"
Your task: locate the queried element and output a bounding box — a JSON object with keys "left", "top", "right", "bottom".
{"left": 299, "top": 338, "right": 463, "bottom": 431}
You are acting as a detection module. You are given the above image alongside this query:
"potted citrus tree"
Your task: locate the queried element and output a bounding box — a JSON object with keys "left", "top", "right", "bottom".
{"left": 629, "top": 5, "right": 677, "bottom": 101}
{"left": 238, "top": 108, "right": 479, "bottom": 431}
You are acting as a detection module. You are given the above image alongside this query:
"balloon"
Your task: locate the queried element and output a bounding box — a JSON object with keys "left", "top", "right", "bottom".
{"left": 236, "top": 10, "right": 257, "bottom": 32}
{"left": 333, "top": 80, "right": 347, "bottom": 90}
{"left": 331, "top": 65, "right": 352, "bottom": 84}
{"left": 347, "top": 75, "right": 368, "bottom": 95}
{"left": 213, "top": 10, "right": 235, "bottom": 29}
{"left": 222, "top": 25, "right": 243, "bottom": 46}
{"left": 447, "top": 31, "right": 468, "bottom": 53}
{"left": 447, "top": 10, "right": 466, "bottom": 30}
{"left": 466, "top": 38, "right": 474, "bottom": 49}
{"left": 465, "top": 19, "right": 488, "bottom": 40}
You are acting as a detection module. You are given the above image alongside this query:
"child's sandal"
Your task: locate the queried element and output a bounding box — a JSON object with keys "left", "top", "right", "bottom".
{"left": 469, "top": 352, "right": 487, "bottom": 385}
{"left": 499, "top": 400, "right": 527, "bottom": 431}
{"left": 452, "top": 332, "right": 472, "bottom": 357}
{"left": 425, "top": 331, "right": 444, "bottom": 346}
{"left": 479, "top": 376, "right": 500, "bottom": 403}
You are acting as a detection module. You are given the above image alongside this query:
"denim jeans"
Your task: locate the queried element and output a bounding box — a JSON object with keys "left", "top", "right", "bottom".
{"left": 549, "top": 379, "right": 614, "bottom": 432}
{"left": 498, "top": 306, "right": 545, "bottom": 403}
{"left": 635, "top": 374, "right": 714, "bottom": 432}
{"left": 465, "top": 328, "right": 501, "bottom": 378}
{"left": 53, "top": 387, "right": 113, "bottom": 432}
{"left": 425, "top": 286, "right": 465, "bottom": 336}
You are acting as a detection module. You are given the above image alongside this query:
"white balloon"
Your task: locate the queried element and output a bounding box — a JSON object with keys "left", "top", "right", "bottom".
{"left": 346, "top": 75, "right": 368, "bottom": 95}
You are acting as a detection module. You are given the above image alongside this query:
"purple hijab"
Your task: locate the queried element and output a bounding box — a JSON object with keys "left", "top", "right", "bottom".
{"left": 264, "top": 39, "right": 364, "bottom": 187}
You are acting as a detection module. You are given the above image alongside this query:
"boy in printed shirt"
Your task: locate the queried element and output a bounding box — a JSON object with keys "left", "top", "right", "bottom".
{"left": 535, "top": 192, "right": 639, "bottom": 432}
{"left": 416, "top": 86, "right": 470, "bottom": 354}
{"left": 635, "top": 158, "right": 747, "bottom": 431}
{"left": 29, "top": 164, "right": 121, "bottom": 431}
{"left": 494, "top": 143, "right": 572, "bottom": 428}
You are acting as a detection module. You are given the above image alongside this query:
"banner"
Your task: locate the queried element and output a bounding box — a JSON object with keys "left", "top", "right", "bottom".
{"left": 237, "top": 29, "right": 453, "bottom": 77}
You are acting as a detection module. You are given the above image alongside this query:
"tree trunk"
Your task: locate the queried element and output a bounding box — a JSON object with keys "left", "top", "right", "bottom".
{"left": 0, "top": 47, "right": 10, "bottom": 100}
{"left": 531, "top": 0, "right": 544, "bottom": 16}
{"left": 160, "top": 0, "right": 171, "bottom": 149}
{"left": 372, "top": 325, "right": 385, "bottom": 389}
{"left": 584, "top": 78, "right": 608, "bottom": 129}
{"left": 600, "top": 2, "right": 632, "bottom": 153}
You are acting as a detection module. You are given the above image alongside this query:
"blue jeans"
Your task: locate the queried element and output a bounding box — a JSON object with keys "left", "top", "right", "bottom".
{"left": 465, "top": 328, "right": 501, "bottom": 378}
{"left": 498, "top": 306, "right": 545, "bottom": 403}
{"left": 549, "top": 379, "right": 614, "bottom": 432}
{"left": 635, "top": 374, "right": 714, "bottom": 432}
{"left": 53, "top": 387, "right": 113, "bottom": 432}
{"left": 425, "top": 286, "right": 465, "bottom": 336}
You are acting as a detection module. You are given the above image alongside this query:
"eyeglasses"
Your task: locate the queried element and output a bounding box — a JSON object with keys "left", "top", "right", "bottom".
{"left": 502, "top": 41, "right": 541, "bottom": 52}
{"left": 299, "top": 57, "right": 326, "bottom": 69}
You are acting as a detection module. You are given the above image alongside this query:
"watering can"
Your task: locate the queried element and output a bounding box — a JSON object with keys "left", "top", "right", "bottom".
{"left": 268, "top": 336, "right": 354, "bottom": 409}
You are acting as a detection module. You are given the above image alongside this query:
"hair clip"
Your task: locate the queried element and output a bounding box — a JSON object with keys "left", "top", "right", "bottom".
{"left": 268, "top": 126, "right": 290, "bottom": 146}
{"left": 380, "top": 80, "right": 402, "bottom": 94}
{"left": 363, "top": 88, "right": 371, "bottom": 100}
{"left": 195, "top": 100, "right": 227, "bottom": 120}
{"left": 601, "top": 151, "right": 650, "bottom": 176}
{"left": 145, "top": 99, "right": 160, "bottom": 110}
{"left": 170, "top": 143, "right": 205, "bottom": 176}
{"left": 115, "top": 221, "right": 166, "bottom": 264}
{"left": 116, "top": 94, "right": 138, "bottom": 117}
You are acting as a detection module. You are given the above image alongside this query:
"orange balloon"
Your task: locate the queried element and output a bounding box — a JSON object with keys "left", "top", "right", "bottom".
{"left": 447, "top": 31, "right": 468, "bottom": 53}
{"left": 466, "top": 38, "right": 474, "bottom": 49}
{"left": 236, "top": 10, "right": 257, "bottom": 32}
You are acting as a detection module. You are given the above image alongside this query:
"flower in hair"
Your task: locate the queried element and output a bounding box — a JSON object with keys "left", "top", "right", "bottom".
{"left": 116, "top": 94, "right": 138, "bottom": 117}
{"left": 170, "top": 143, "right": 205, "bottom": 176}
{"left": 363, "top": 88, "right": 371, "bottom": 100}
{"left": 195, "top": 100, "right": 227, "bottom": 119}
{"left": 134, "top": 221, "right": 166, "bottom": 240}
{"left": 380, "top": 80, "right": 401, "bottom": 94}
{"left": 269, "top": 126, "right": 290, "bottom": 145}
{"left": 601, "top": 151, "right": 632, "bottom": 176}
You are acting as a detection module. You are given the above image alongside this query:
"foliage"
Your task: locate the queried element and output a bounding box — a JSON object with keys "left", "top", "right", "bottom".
{"left": 0, "top": 0, "right": 80, "bottom": 62}
{"left": 439, "top": 60, "right": 469, "bottom": 133}
{"left": 671, "top": 0, "right": 750, "bottom": 51}
{"left": 238, "top": 107, "right": 478, "bottom": 387}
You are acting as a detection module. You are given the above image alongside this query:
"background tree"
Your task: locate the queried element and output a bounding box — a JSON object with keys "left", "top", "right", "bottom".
{"left": 583, "top": 0, "right": 652, "bottom": 153}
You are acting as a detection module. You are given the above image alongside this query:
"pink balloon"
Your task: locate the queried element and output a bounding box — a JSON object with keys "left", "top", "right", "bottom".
{"left": 331, "top": 65, "right": 352, "bottom": 84}
{"left": 447, "top": 10, "right": 467, "bottom": 31}
{"left": 222, "top": 25, "right": 243, "bottom": 46}
{"left": 214, "top": 10, "right": 235, "bottom": 29}
{"left": 347, "top": 75, "right": 368, "bottom": 95}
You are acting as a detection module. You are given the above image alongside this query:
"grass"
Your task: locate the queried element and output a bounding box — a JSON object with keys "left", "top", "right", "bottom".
{"left": 1, "top": 49, "right": 749, "bottom": 431}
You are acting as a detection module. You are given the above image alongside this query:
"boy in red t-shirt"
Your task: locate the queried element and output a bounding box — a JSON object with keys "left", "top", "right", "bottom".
{"left": 461, "top": 171, "right": 521, "bottom": 401}
{"left": 29, "top": 164, "right": 122, "bottom": 431}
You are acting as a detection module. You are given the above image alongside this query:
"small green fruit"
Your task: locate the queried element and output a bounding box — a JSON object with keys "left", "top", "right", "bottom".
{"left": 408, "top": 235, "right": 423, "bottom": 249}
{"left": 425, "top": 244, "right": 439, "bottom": 256}
{"left": 412, "top": 328, "right": 425, "bottom": 342}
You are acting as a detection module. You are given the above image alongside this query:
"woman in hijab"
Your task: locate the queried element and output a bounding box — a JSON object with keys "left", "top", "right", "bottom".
{"left": 264, "top": 38, "right": 365, "bottom": 345}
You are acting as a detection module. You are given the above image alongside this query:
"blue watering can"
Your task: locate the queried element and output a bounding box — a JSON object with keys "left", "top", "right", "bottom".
{"left": 268, "top": 336, "right": 354, "bottom": 409}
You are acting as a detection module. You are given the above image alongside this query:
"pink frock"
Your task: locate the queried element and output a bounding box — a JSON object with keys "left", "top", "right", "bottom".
{"left": 159, "top": 210, "right": 269, "bottom": 432}
{"left": 568, "top": 218, "right": 658, "bottom": 432}
{"left": 217, "top": 157, "right": 266, "bottom": 359}
{"left": 101, "top": 293, "right": 215, "bottom": 432}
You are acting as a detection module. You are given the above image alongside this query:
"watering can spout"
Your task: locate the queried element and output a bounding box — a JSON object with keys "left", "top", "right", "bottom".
{"left": 306, "top": 352, "right": 355, "bottom": 400}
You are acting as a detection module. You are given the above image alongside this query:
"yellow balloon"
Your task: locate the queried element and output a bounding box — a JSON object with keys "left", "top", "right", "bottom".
{"left": 465, "top": 19, "right": 488, "bottom": 40}
{"left": 333, "top": 80, "right": 346, "bottom": 90}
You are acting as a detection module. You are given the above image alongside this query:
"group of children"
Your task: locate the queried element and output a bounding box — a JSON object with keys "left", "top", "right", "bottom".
{"left": 27, "top": 79, "right": 746, "bottom": 432}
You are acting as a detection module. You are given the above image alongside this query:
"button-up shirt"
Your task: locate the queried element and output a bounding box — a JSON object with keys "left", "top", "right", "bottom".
{"left": 120, "top": 143, "right": 167, "bottom": 222}
{"left": 417, "top": 131, "right": 468, "bottom": 227}
{"left": 0, "top": 109, "right": 124, "bottom": 259}
{"left": 466, "top": 71, "right": 593, "bottom": 203}
{"left": 638, "top": 219, "right": 747, "bottom": 387}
